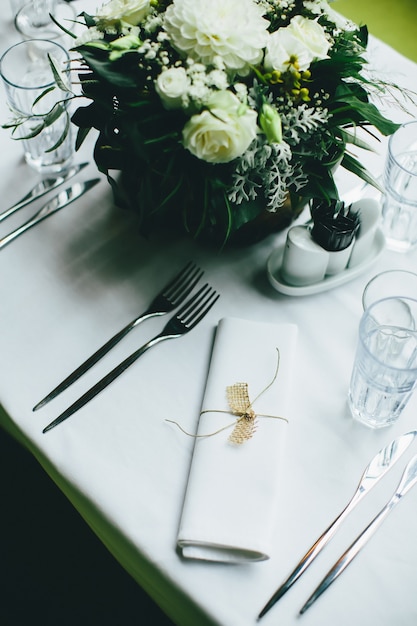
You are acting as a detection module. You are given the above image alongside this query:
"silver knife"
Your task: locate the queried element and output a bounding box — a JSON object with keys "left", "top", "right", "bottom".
{"left": 0, "top": 162, "right": 89, "bottom": 223}
{"left": 258, "top": 430, "right": 417, "bottom": 620}
{"left": 0, "top": 178, "right": 100, "bottom": 250}
{"left": 299, "top": 453, "right": 417, "bottom": 615}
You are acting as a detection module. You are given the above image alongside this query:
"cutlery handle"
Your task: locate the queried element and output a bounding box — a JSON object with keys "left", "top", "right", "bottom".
{"left": 0, "top": 178, "right": 100, "bottom": 250}
{"left": 259, "top": 431, "right": 417, "bottom": 620}
{"left": 299, "top": 506, "right": 390, "bottom": 615}
{"left": 0, "top": 162, "right": 88, "bottom": 223}
{"left": 299, "top": 454, "right": 417, "bottom": 615}
{"left": 42, "top": 333, "right": 169, "bottom": 433}
{"left": 33, "top": 309, "right": 159, "bottom": 410}
{"left": 0, "top": 212, "right": 52, "bottom": 249}
{"left": 258, "top": 498, "right": 357, "bottom": 618}
{"left": 34, "top": 262, "right": 204, "bottom": 410}
{"left": 0, "top": 198, "right": 33, "bottom": 223}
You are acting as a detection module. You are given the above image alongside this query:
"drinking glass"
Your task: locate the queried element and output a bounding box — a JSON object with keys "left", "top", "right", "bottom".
{"left": 348, "top": 296, "right": 417, "bottom": 429}
{"left": 381, "top": 120, "right": 417, "bottom": 252}
{"left": 362, "top": 270, "right": 417, "bottom": 310}
{"left": 15, "top": 0, "right": 76, "bottom": 50}
{"left": 10, "top": 0, "right": 27, "bottom": 18}
{"left": 0, "top": 39, "right": 74, "bottom": 173}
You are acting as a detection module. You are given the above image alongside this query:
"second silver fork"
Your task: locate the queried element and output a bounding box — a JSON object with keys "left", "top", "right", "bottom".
{"left": 42, "top": 283, "right": 220, "bottom": 433}
{"left": 33, "top": 261, "right": 203, "bottom": 410}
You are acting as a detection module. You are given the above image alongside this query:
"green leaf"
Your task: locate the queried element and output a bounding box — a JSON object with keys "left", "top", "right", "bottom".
{"left": 75, "top": 125, "right": 91, "bottom": 151}
{"left": 2, "top": 118, "right": 24, "bottom": 130}
{"left": 32, "top": 86, "right": 56, "bottom": 108}
{"left": 49, "top": 12, "right": 77, "bottom": 39}
{"left": 71, "top": 102, "right": 98, "bottom": 128}
{"left": 334, "top": 85, "right": 401, "bottom": 135}
{"left": 43, "top": 102, "right": 67, "bottom": 127}
{"left": 300, "top": 165, "right": 339, "bottom": 203}
{"left": 45, "top": 111, "right": 71, "bottom": 152}
{"left": 17, "top": 121, "right": 46, "bottom": 140}
{"left": 340, "top": 127, "right": 374, "bottom": 151}
{"left": 79, "top": 12, "right": 96, "bottom": 28}
{"left": 341, "top": 153, "right": 384, "bottom": 192}
{"left": 229, "top": 196, "right": 264, "bottom": 230}
{"left": 79, "top": 48, "right": 141, "bottom": 89}
{"left": 48, "top": 53, "right": 72, "bottom": 93}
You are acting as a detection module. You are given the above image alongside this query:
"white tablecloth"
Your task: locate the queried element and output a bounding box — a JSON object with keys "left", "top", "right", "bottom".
{"left": 2, "top": 5, "right": 417, "bottom": 625}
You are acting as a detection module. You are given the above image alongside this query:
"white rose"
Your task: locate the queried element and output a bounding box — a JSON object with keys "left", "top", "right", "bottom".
{"left": 95, "top": 0, "right": 150, "bottom": 27}
{"left": 155, "top": 67, "right": 189, "bottom": 110}
{"left": 287, "top": 16, "right": 330, "bottom": 61}
{"left": 182, "top": 91, "right": 257, "bottom": 163}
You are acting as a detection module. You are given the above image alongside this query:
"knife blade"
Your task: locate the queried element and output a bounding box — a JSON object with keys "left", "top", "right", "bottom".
{"left": 299, "top": 453, "right": 417, "bottom": 615}
{"left": 0, "top": 178, "right": 100, "bottom": 250}
{"left": 0, "top": 162, "right": 89, "bottom": 223}
{"left": 258, "top": 429, "right": 417, "bottom": 620}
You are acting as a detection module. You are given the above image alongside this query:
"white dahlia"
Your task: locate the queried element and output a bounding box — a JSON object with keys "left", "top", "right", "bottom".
{"left": 164, "top": 0, "right": 270, "bottom": 74}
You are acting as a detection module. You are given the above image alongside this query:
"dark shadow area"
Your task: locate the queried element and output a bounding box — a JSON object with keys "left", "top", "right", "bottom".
{"left": 0, "top": 429, "right": 175, "bottom": 626}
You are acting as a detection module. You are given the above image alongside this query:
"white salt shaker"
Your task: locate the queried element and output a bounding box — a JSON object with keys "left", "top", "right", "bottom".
{"left": 281, "top": 225, "right": 329, "bottom": 286}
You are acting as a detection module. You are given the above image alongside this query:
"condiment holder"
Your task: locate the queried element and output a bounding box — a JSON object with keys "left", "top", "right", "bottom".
{"left": 280, "top": 198, "right": 381, "bottom": 287}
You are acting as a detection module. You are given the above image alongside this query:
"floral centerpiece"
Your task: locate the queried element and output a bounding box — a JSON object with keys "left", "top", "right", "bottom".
{"left": 60, "top": 0, "right": 399, "bottom": 244}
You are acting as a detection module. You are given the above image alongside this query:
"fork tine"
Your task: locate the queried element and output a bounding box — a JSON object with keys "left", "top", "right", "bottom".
{"left": 186, "top": 291, "right": 220, "bottom": 329}
{"left": 163, "top": 260, "right": 194, "bottom": 291}
{"left": 165, "top": 263, "right": 204, "bottom": 305}
{"left": 175, "top": 283, "right": 219, "bottom": 328}
{"left": 174, "top": 283, "right": 210, "bottom": 318}
{"left": 42, "top": 283, "right": 220, "bottom": 433}
{"left": 33, "top": 261, "right": 205, "bottom": 411}
{"left": 163, "top": 261, "right": 199, "bottom": 296}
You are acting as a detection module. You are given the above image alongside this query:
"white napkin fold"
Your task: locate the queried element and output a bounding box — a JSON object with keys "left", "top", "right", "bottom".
{"left": 177, "top": 317, "right": 298, "bottom": 563}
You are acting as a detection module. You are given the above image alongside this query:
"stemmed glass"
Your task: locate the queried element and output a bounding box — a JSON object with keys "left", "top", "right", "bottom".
{"left": 15, "top": 0, "right": 76, "bottom": 44}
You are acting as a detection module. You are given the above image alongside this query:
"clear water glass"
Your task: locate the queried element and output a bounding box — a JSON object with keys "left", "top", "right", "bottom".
{"left": 348, "top": 296, "right": 417, "bottom": 429}
{"left": 0, "top": 39, "right": 74, "bottom": 173}
{"left": 14, "top": 0, "right": 76, "bottom": 50}
{"left": 381, "top": 120, "right": 417, "bottom": 252}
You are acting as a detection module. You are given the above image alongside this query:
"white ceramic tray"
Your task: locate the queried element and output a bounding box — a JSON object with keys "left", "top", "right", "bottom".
{"left": 267, "top": 228, "right": 385, "bottom": 296}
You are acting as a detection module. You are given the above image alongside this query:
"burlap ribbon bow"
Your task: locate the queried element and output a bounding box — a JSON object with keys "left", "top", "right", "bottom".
{"left": 168, "top": 348, "right": 287, "bottom": 445}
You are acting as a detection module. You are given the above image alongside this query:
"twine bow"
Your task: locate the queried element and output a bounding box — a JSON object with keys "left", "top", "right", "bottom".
{"left": 167, "top": 348, "right": 287, "bottom": 445}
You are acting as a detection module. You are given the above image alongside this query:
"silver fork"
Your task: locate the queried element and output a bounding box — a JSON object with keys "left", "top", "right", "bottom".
{"left": 33, "top": 261, "right": 204, "bottom": 411}
{"left": 42, "top": 283, "right": 219, "bottom": 433}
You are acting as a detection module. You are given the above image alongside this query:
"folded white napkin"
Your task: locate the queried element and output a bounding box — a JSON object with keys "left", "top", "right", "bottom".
{"left": 177, "top": 317, "right": 298, "bottom": 563}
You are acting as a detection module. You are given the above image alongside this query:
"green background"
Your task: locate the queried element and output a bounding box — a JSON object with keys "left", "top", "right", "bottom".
{"left": 334, "top": 0, "right": 417, "bottom": 62}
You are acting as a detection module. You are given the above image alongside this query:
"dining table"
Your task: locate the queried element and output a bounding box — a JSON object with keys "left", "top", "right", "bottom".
{"left": 1, "top": 3, "right": 417, "bottom": 625}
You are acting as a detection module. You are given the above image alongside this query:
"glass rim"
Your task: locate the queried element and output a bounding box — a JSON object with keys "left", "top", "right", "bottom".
{"left": 362, "top": 269, "right": 417, "bottom": 310}
{"left": 0, "top": 39, "right": 69, "bottom": 90}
